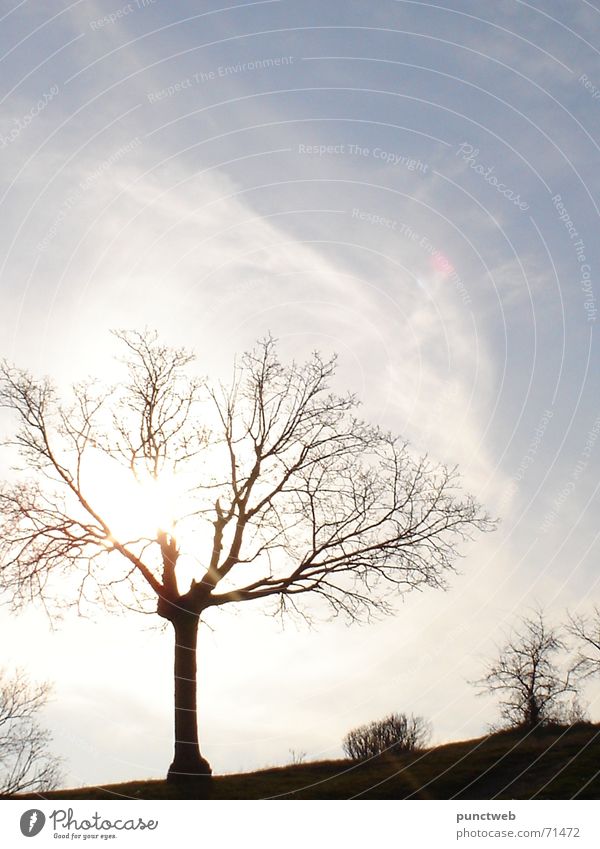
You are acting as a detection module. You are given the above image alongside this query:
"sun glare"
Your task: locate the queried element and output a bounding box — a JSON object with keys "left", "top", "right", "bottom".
{"left": 84, "top": 454, "right": 182, "bottom": 544}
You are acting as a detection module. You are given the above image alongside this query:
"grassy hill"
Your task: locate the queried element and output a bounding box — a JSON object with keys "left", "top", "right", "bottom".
{"left": 15, "top": 723, "right": 600, "bottom": 800}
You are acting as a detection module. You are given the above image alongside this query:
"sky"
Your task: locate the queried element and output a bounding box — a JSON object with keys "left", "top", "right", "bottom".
{"left": 1, "top": 0, "right": 600, "bottom": 787}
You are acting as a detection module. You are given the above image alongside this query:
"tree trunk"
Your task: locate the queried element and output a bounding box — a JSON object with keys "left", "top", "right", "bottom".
{"left": 526, "top": 695, "right": 540, "bottom": 730}
{"left": 166, "top": 613, "right": 212, "bottom": 784}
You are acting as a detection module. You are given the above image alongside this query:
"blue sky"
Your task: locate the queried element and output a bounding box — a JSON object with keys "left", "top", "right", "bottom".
{"left": 1, "top": 0, "right": 600, "bottom": 785}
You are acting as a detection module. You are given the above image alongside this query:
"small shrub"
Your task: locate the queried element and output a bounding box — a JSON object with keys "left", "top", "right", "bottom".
{"left": 343, "top": 712, "right": 431, "bottom": 760}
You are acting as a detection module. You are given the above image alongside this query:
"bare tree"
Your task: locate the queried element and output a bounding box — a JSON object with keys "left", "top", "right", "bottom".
{"left": 567, "top": 607, "right": 600, "bottom": 680}
{"left": 343, "top": 712, "right": 431, "bottom": 760}
{"left": 0, "top": 668, "right": 62, "bottom": 796}
{"left": 475, "top": 609, "right": 577, "bottom": 731}
{"left": 288, "top": 748, "right": 307, "bottom": 765}
{"left": 0, "top": 332, "right": 492, "bottom": 783}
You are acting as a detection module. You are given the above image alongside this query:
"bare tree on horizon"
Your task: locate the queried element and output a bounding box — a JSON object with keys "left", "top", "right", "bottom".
{"left": 475, "top": 609, "right": 578, "bottom": 731}
{"left": 0, "top": 331, "right": 492, "bottom": 784}
{"left": 0, "top": 668, "right": 62, "bottom": 796}
{"left": 567, "top": 607, "right": 600, "bottom": 681}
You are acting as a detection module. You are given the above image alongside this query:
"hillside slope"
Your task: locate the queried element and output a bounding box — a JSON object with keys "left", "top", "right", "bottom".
{"left": 14, "top": 723, "right": 600, "bottom": 800}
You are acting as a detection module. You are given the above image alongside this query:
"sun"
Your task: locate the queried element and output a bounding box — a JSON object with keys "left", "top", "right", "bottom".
{"left": 82, "top": 453, "right": 182, "bottom": 545}
{"left": 75, "top": 447, "right": 220, "bottom": 594}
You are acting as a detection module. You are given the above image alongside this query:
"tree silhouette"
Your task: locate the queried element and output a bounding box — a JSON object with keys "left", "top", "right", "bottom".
{"left": 0, "top": 668, "right": 62, "bottom": 795}
{"left": 0, "top": 332, "right": 491, "bottom": 783}
{"left": 475, "top": 609, "right": 577, "bottom": 731}
{"left": 567, "top": 607, "right": 600, "bottom": 680}
{"left": 343, "top": 712, "right": 431, "bottom": 760}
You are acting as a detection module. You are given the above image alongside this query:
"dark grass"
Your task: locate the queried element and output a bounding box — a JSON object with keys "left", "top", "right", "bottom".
{"left": 12, "top": 723, "right": 600, "bottom": 800}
